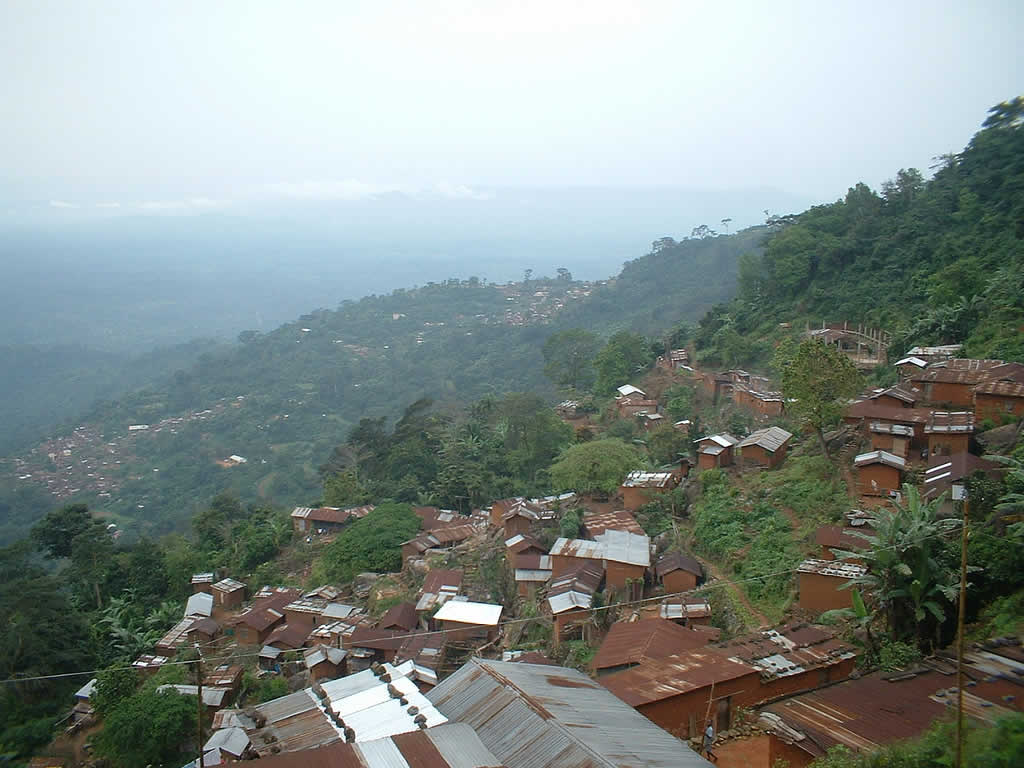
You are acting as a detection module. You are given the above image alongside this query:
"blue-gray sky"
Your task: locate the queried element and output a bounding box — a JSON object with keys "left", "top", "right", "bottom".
{"left": 2, "top": 0, "right": 1022, "bottom": 210}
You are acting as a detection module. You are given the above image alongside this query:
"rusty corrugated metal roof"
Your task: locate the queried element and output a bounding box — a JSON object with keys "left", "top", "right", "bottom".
{"left": 600, "top": 648, "right": 759, "bottom": 706}
{"left": 582, "top": 510, "right": 645, "bottom": 537}
{"left": 592, "top": 618, "right": 713, "bottom": 671}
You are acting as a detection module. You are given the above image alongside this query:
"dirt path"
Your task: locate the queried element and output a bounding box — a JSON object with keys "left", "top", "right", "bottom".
{"left": 699, "top": 556, "right": 770, "bottom": 629}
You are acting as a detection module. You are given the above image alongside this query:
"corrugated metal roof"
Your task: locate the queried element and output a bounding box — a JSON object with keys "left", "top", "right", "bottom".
{"left": 434, "top": 601, "right": 502, "bottom": 626}
{"left": 186, "top": 591, "right": 214, "bottom": 617}
{"left": 924, "top": 410, "right": 975, "bottom": 434}
{"left": 599, "top": 649, "right": 758, "bottom": 705}
{"left": 869, "top": 386, "right": 918, "bottom": 404}
{"left": 378, "top": 602, "right": 419, "bottom": 631}
{"left": 549, "top": 537, "right": 604, "bottom": 560}
{"left": 894, "top": 356, "right": 928, "bottom": 367}
{"left": 427, "top": 658, "right": 710, "bottom": 768}
{"left": 592, "top": 618, "right": 712, "bottom": 671}
{"left": 213, "top": 577, "right": 245, "bottom": 592}
{"left": 204, "top": 726, "right": 251, "bottom": 757}
{"left": 616, "top": 384, "right": 646, "bottom": 398}
{"left": 621, "top": 470, "right": 676, "bottom": 489}
{"left": 323, "top": 603, "right": 360, "bottom": 620}
{"left": 594, "top": 529, "right": 650, "bottom": 567}
{"left": 975, "top": 378, "right": 1024, "bottom": 397}
{"left": 582, "top": 510, "right": 645, "bottom": 537}
{"left": 868, "top": 421, "right": 915, "bottom": 436}
{"left": 853, "top": 450, "right": 906, "bottom": 469}
{"left": 738, "top": 426, "right": 793, "bottom": 452}
{"left": 694, "top": 433, "right": 739, "bottom": 447}
{"left": 797, "top": 559, "right": 867, "bottom": 578}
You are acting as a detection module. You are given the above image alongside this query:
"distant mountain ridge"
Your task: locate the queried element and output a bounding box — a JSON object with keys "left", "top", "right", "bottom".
{"left": 0, "top": 230, "right": 758, "bottom": 540}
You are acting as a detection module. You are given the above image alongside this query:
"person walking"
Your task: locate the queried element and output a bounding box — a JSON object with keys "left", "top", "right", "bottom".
{"left": 703, "top": 720, "right": 717, "bottom": 762}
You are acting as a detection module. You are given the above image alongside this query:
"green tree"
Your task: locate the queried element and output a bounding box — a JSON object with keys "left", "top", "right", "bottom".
{"left": 774, "top": 338, "right": 863, "bottom": 458}
{"left": 837, "top": 485, "right": 961, "bottom": 649}
{"left": 316, "top": 502, "right": 421, "bottom": 584}
{"left": 593, "top": 331, "right": 651, "bottom": 396}
{"left": 542, "top": 329, "right": 601, "bottom": 392}
{"left": 548, "top": 438, "right": 646, "bottom": 496}
{"left": 92, "top": 666, "right": 140, "bottom": 715}
{"left": 94, "top": 687, "right": 195, "bottom": 768}
{"left": 31, "top": 503, "right": 102, "bottom": 559}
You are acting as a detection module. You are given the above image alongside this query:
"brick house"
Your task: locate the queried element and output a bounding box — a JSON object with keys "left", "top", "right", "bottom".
{"left": 655, "top": 551, "right": 703, "bottom": 594}
{"left": 738, "top": 426, "right": 793, "bottom": 469}
{"left": 974, "top": 379, "right": 1024, "bottom": 422}
{"left": 853, "top": 450, "right": 905, "bottom": 497}
{"left": 694, "top": 434, "right": 739, "bottom": 471}
{"left": 619, "top": 471, "right": 679, "bottom": 511}
{"left": 924, "top": 411, "right": 975, "bottom": 457}
{"left": 797, "top": 559, "right": 868, "bottom": 614}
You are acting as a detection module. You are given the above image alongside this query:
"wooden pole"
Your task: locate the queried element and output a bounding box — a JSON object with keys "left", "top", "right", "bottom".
{"left": 955, "top": 493, "right": 969, "bottom": 768}
{"left": 195, "top": 645, "right": 205, "bottom": 768}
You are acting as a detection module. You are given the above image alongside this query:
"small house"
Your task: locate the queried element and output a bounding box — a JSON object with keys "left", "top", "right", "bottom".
{"left": 291, "top": 505, "right": 370, "bottom": 535}
{"left": 694, "top": 433, "right": 739, "bottom": 471}
{"left": 974, "top": 378, "right": 1024, "bottom": 423}
{"left": 615, "top": 384, "right": 646, "bottom": 399}
{"left": 738, "top": 426, "right": 793, "bottom": 469}
{"left": 656, "top": 551, "right": 703, "bottom": 594}
{"left": 211, "top": 578, "right": 246, "bottom": 610}
{"left": 815, "top": 525, "right": 867, "bottom": 562}
{"left": 853, "top": 450, "right": 905, "bottom": 497}
{"left": 924, "top": 410, "right": 974, "bottom": 456}
{"left": 797, "top": 559, "right": 868, "bottom": 614}
{"left": 433, "top": 600, "right": 502, "bottom": 643}
{"left": 547, "top": 561, "right": 604, "bottom": 643}
{"left": 894, "top": 355, "right": 928, "bottom": 381}
{"left": 868, "top": 385, "right": 918, "bottom": 409}
{"left": 910, "top": 359, "right": 1006, "bottom": 407}
{"left": 619, "top": 470, "right": 679, "bottom": 511}
{"left": 596, "top": 529, "right": 650, "bottom": 598}
{"left": 868, "top": 421, "right": 914, "bottom": 458}
{"left": 377, "top": 602, "right": 418, "bottom": 632}
{"left": 191, "top": 573, "right": 214, "bottom": 594}
{"left": 591, "top": 617, "right": 712, "bottom": 676}
{"left": 513, "top": 554, "right": 553, "bottom": 597}
{"left": 581, "top": 509, "right": 644, "bottom": 538}
{"left": 303, "top": 645, "right": 348, "bottom": 682}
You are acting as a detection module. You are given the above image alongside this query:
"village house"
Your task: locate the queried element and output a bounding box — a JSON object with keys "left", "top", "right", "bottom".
{"left": 815, "top": 525, "right": 868, "bottom": 562}
{"left": 290, "top": 504, "right": 374, "bottom": 535}
{"left": 346, "top": 627, "right": 409, "bottom": 669}
{"left": 501, "top": 500, "right": 540, "bottom": 538}
{"left": 599, "top": 646, "right": 761, "bottom": 739}
{"left": 615, "top": 384, "right": 647, "bottom": 400}
{"left": 760, "top": 645, "right": 1023, "bottom": 768}
{"left": 191, "top": 572, "right": 214, "bottom": 594}
{"left": 909, "top": 358, "right": 1006, "bottom": 408}
{"left": 224, "top": 586, "right": 302, "bottom": 646}
{"left": 619, "top": 470, "right": 679, "bottom": 511}
{"left": 415, "top": 568, "right": 463, "bottom": 614}
{"left": 504, "top": 533, "right": 547, "bottom": 556}
{"left": 377, "top": 602, "right": 419, "bottom": 632}
{"left": 893, "top": 355, "right": 928, "bottom": 381}
{"left": 591, "top": 617, "right": 713, "bottom": 676}
{"left": 842, "top": 401, "right": 931, "bottom": 450}
{"left": 616, "top": 396, "right": 660, "bottom": 419}
{"left": 599, "top": 623, "right": 855, "bottom": 739}
{"left": 867, "top": 421, "right": 915, "bottom": 457}
{"left": 211, "top": 577, "right": 246, "bottom": 611}
{"left": 582, "top": 509, "right": 645, "bottom": 538}
{"left": 281, "top": 597, "right": 329, "bottom": 632}
{"left": 393, "top": 630, "right": 447, "bottom": 690}
{"left": 303, "top": 644, "right": 348, "bottom": 682}
{"left": 922, "top": 452, "right": 1004, "bottom": 512}
{"left": 265, "top": 621, "right": 312, "bottom": 651}
{"left": 974, "top": 378, "right": 1024, "bottom": 422}
{"left": 427, "top": 658, "right": 710, "bottom": 768}
{"left": 488, "top": 497, "right": 545, "bottom": 527}
{"left": 550, "top": 530, "right": 651, "bottom": 597}
{"left": 547, "top": 560, "right": 604, "bottom": 643}
{"left": 660, "top": 596, "right": 714, "bottom": 627}
{"left": 694, "top": 433, "right": 739, "bottom": 470}
{"left": 924, "top": 410, "right": 975, "bottom": 456}
{"left": 868, "top": 385, "right": 918, "bottom": 409}
{"left": 738, "top": 426, "right": 793, "bottom": 469}
{"left": 656, "top": 551, "right": 704, "bottom": 594}
{"left": 657, "top": 348, "right": 690, "bottom": 371}
{"left": 513, "top": 553, "right": 553, "bottom": 597}
{"left": 732, "top": 385, "right": 786, "bottom": 417}
{"left": 853, "top": 450, "right": 906, "bottom": 497}
{"left": 401, "top": 523, "right": 479, "bottom": 565}
{"left": 797, "top": 559, "right": 868, "bottom": 614}
{"left": 433, "top": 600, "right": 503, "bottom": 644}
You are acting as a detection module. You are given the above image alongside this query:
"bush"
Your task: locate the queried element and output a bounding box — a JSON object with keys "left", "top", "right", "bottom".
{"left": 878, "top": 640, "right": 921, "bottom": 671}
{"left": 315, "top": 503, "right": 421, "bottom": 584}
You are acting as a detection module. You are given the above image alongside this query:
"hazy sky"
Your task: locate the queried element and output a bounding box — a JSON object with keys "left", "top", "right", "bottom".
{"left": 3, "top": 1, "right": 1021, "bottom": 209}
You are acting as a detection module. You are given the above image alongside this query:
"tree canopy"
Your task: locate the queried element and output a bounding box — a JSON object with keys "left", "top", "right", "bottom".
{"left": 548, "top": 438, "right": 647, "bottom": 496}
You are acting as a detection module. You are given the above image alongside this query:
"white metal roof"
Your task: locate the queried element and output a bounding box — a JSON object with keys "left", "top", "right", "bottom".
{"left": 433, "top": 600, "right": 502, "bottom": 626}
{"left": 185, "top": 591, "right": 214, "bottom": 618}
{"left": 548, "top": 590, "right": 593, "bottom": 614}
{"left": 797, "top": 558, "right": 868, "bottom": 578}
{"left": 515, "top": 569, "right": 553, "bottom": 583}
{"left": 549, "top": 537, "right": 605, "bottom": 559}
{"left": 321, "top": 602, "right": 359, "bottom": 619}
{"left": 853, "top": 450, "right": 906, "bottom": 469}
{"left": 75, "top": 678, "right": 97, "bottom": 699}
{"left": 203, "top": 726, "right": 250, "bottom": 757}
{"left": 621, "top": 470, "right": 675, "bottom": 488}
{"left": 616, "top": 384, "right": 646, "bottom": 398}
{"left": 894, "top": 356, "right": 928, "bottom": 367}
{"left": 695, "top": 433, "right": 739, "bottom": 447}
{"left": 594, "top": 529, "right": 651, "bottom": 567}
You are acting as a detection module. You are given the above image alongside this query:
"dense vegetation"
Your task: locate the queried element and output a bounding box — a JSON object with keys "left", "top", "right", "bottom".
{"left": 696, "top": 97, "right": 1024, "bottom": 366}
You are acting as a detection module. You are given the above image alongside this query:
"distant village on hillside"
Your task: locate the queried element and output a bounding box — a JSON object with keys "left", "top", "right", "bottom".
{"left": 37, "top": 327, "right": 1024, "bottom": 768}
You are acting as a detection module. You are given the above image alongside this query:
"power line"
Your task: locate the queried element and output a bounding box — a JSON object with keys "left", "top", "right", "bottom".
{"left": 0, "top": 528, "right": 960, "bottom": 686}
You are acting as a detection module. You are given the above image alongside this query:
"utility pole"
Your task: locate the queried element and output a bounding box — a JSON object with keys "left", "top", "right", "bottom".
{"left": 953, "top": 484, "right": 969, "bottom": 768}
{"left": 194, "top": 643, "right": 205, "bottom": 768}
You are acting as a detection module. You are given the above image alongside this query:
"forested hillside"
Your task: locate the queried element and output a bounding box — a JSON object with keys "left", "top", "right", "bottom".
{"left": 696, "top": 98, "right": 1024, "bottom": 367}
{"left": 0, "top": 232, "right": 753, "bottom": 539}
